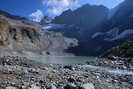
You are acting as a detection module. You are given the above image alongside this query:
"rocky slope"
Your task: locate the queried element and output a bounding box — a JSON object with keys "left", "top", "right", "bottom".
{"left": 0, "top": 11, "right": 78, "bottom": 56}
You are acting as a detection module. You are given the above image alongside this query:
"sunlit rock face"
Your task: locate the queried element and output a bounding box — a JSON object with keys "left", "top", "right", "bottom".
{"left": 0, "top": 11, "right": 78, "bottom": 56}
{"left": 0, "top": 17, "right": 10, "bottom": 46}
{"left": 0, "top": 16, "right": 40, "bottom": 51}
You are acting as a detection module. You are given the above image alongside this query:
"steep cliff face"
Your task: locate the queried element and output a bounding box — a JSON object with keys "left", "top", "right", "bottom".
{"left": 0, "top": 11, "right": 78, "bottom": 56}
{"left": 0, "top": 17, "right": 10, "bottom": 46}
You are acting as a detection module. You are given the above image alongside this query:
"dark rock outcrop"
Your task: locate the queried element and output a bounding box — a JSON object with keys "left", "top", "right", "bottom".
{"left": 100, "top": 41, "right": 133, "bottom": 58}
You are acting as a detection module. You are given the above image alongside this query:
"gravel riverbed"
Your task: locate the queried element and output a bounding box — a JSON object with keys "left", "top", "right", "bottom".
{"left": 0, "top": 56, "right": 133, "bottom": 89}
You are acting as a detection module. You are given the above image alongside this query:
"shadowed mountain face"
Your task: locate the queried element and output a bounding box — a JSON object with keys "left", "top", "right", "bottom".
{"left": 0, "top": 11, "right": 78, "bottom": 56}
{"left": 91, "top": 0, "right": 133, "bottom": 55}
{"left": 53, "top": 4, "right": 108, "bottom": 30}
{"left": 110, "top": 0, "right": 133, "bottom": 24}
{"left": 46, "top": 0, "right": 133, "bottom": 56}
{"left": 48, "top": 4, "right": 109, "bottom": 56}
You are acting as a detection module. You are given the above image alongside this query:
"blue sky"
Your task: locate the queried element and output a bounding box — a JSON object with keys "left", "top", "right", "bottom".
{"left": 0, "top": 0, "right": 124, "bottom": 21}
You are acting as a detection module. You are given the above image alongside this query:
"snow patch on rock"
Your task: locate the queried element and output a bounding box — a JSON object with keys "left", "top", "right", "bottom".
{"left": 112, "top": 29, "right": 133, "bottom": 40}
{"left": 92, "top": 28, "right": 133, "bottom": 41}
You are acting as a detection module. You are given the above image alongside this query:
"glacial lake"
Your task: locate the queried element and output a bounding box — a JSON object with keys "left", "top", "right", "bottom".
{"left": 28, "top": 56, "right": 95, "bottom": 64}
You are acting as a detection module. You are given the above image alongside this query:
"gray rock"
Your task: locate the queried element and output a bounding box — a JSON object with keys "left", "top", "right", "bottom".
{"left": 51, "top": 84, "right": 57, "bottom": 89}
{"left": 83, "top": 83, "right": 94, "bottom": 89}
{"left": 6, "top": 86, "right": 17, "bottom": 89}
{"left": 28, "top": 84, "right": 41, "bottom": 89}
{"left": 64, "top": 84, "right": 77, "bottom": 89}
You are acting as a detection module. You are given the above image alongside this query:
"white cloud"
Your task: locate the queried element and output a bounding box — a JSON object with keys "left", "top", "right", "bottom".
{"left": 29, "top": 9, "right": 44, "bottom": 22}
{"left": 42, "top": 0, "right": 80, "bottom": 17}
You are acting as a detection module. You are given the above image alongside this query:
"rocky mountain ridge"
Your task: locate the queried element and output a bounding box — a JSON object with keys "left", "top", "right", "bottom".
{"left": 46, "top": 4, "right": 109, "bottom": 56}
{"left": 0, "top": 10, "right": 27, "bottom": 20}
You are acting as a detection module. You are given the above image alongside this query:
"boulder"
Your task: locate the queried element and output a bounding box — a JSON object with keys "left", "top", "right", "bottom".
{"left": 83, "top": 83, "right": 95, "bottom": 89}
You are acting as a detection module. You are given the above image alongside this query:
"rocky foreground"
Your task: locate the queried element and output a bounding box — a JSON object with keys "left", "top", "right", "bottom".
{"left": 0, "top": 56, "right": 133, "bottom": 89}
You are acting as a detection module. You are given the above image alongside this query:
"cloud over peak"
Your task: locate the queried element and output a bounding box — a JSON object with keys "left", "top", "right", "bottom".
{"left": 43, "top": 0, "right": 80, "bottom": 17}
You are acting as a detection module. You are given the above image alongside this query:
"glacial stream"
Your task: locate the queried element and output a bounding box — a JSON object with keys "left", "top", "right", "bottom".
{"left": 82, "top": 65, "right": 133, "bottom": 75}
{"left": 27, "top": 56, "right": 133, "bottom": 75}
